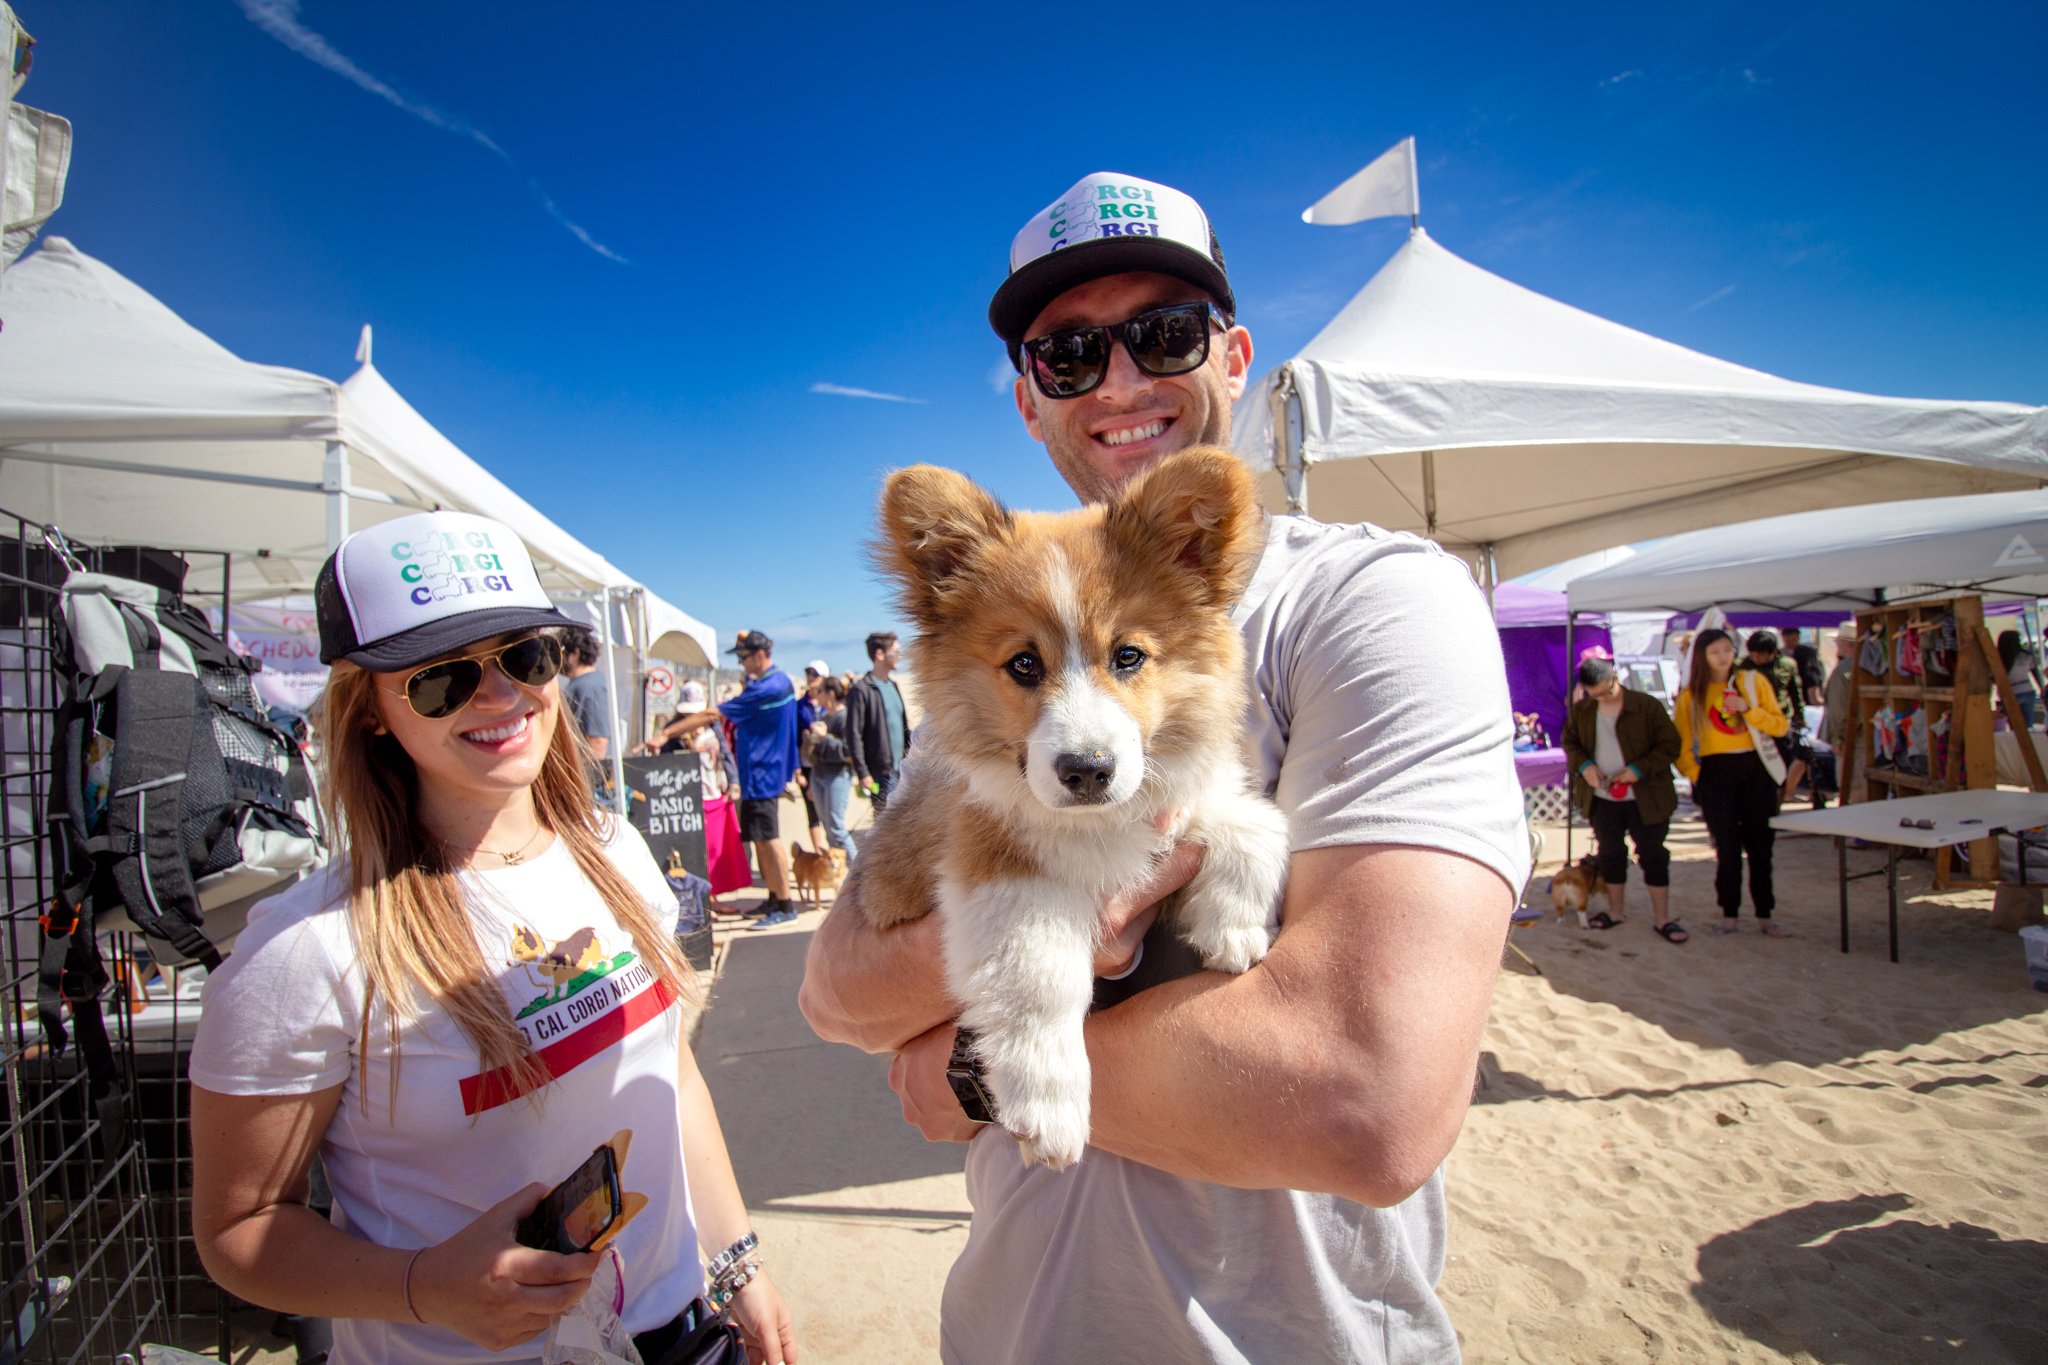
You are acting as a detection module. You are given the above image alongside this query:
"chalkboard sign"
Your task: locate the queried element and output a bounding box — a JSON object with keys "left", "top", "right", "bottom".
{"left": 622, "top": 753, "right": 707, "bottom": 881}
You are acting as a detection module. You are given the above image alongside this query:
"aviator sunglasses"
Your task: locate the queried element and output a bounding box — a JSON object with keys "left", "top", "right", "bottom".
{"left": 398, "top": 632, "right": 565, "bottom": 719}
{"left": 1021, "top": 301, "right": 1227, "bottom": 399}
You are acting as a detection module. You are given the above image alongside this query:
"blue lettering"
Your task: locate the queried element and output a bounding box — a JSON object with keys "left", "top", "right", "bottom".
{"left": 410, "top": 586, "right": 432, "bottom": 605}
{"left": 1100, "top": 223, "right": 1124, "bottom": 236}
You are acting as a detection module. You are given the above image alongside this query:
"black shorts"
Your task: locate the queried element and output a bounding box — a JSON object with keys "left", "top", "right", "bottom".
{"left": 737, "top": 796, "right": 781, "bottom": 843}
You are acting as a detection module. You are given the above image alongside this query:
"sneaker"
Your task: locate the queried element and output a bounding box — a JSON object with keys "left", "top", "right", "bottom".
{"left": 748, "top": 906, "right": 799, "bottom": 930}
{"left": 743, "top": 896, "right": 786, "bottom": 918}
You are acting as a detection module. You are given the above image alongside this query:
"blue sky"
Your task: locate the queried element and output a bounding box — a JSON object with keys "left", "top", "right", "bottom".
{"left": 18, "top": 1, "right": 2047, "bottom": 666}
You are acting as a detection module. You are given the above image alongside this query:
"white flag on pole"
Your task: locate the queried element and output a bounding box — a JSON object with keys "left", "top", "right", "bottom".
{"left": 1301, "top": 137, "right": 1419, "bottom": 226}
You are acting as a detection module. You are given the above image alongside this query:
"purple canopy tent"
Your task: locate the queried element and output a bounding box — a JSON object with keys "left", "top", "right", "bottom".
{"left": 1496, "top": 582, "right": 1611, "bottom": 747}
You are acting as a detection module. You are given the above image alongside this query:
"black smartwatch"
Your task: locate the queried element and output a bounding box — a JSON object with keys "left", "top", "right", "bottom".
{"left": 945, "top": 1026, "right": 999, "bottom": 1126}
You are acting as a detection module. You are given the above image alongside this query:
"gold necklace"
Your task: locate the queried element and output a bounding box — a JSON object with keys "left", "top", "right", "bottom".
{"left": 444, "top": 824, "right": 547, "bottom": 866}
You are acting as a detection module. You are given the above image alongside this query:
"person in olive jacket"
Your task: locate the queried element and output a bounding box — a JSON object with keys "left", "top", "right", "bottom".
{"left": 1561, "top": 656, "right": 1687, "bottom": 943}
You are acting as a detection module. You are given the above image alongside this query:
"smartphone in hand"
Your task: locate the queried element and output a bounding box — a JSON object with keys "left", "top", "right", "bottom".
{"left": 515, "top": 1144, "right": 623, "bottom": 1254}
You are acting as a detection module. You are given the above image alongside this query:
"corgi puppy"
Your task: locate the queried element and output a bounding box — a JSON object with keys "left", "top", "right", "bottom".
{"left": 855, "top": 447, "right": 1291, "bottom": 1170}
{"left": 791, "top": 843, "right": 848, "bottom": 907}
{"left": 1550, "top": 854, "right": 1606, "bottom": 927}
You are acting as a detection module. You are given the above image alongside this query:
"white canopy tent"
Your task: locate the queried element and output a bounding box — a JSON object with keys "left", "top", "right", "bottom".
{"left": 0, "top": 237, "right": 717, "bottom": 793}
{"left": 1565, "top": 489, "right": 2048, "bottom": 615}
{"left": 1233, "top": 227, "right": 2048, "bottom": 582}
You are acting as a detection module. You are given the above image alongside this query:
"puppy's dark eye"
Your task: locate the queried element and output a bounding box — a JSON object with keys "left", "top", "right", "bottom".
{"left": 1112, "top": 645, "right": 1146, "bottom": 672}
{"left": 1007, "top": 652, "right": 1044, "bottom": 686}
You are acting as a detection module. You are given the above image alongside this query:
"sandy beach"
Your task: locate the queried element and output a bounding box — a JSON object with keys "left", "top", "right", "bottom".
{"left": 1445, "top": 816, "right": 2048, "bottom": 1363}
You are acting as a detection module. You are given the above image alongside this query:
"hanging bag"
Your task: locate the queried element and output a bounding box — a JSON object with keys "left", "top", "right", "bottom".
{"left": 1735, "top": 670, "right": 1788, "bottom": 785}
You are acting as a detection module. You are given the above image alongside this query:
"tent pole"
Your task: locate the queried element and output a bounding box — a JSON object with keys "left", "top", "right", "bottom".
{"left": 1271, "top": 363, "right": 1306, "bottom": 516}
{"left": 1421, "top": 452, "right": 1438, "bottom": 537}
{"left": 323, "top": 441, "right": 350, "bottom": 547}
{"left": 600, "top": 586, "right": 627, "bottom": 812}
{"left": 1563, "top": 610, "right": 1575, "bottom": 862}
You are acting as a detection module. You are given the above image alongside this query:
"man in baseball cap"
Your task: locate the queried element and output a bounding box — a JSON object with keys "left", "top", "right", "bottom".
{"left": 987, "top": 170, "right": 1250, "bottom": 505}
{"left": 650, "top": 629, "right": 802, "bottom": 927}
{"left": 804, "top": 172, "right": 1530, "bottom": 1362}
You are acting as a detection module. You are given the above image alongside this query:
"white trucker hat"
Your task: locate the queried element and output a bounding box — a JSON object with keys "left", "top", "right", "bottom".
{"left": 315, "top": 510, "right": 577, "bottom": 669}
{"left": 988, "top": 170, "right": 1234, "bottom": 352}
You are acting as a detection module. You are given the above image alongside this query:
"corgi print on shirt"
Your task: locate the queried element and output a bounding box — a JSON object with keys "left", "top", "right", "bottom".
{"left": 461, "top": 923, "right": 678, "bottom": 1115}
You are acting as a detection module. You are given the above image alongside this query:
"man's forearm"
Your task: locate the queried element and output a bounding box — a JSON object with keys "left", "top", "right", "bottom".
{"left": 798, "top": 879, "right": 954, "bottom": 1053}
{"left": 1080, "top": 844, "right": 1510, "bottom": 1208}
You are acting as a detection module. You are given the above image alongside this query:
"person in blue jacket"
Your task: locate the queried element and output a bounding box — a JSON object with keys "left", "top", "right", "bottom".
{"left": 649, "top": 631, "right": 802, "bottom": 925}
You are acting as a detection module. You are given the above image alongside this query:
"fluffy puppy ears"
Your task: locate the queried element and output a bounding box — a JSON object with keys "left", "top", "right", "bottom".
{"left": 1106, "top": 446, "right": 1264, "bottom": 611}
{"left": 875, "top": 465, "right": 1014, "bottom": 628}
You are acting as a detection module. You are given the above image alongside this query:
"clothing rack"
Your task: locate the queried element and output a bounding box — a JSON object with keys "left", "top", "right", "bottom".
{"left": 1839, "top": 594, "right": 2034, "bottom": 888}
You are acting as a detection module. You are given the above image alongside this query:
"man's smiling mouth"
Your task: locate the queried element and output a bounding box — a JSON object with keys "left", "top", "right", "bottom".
{"left": 1099, "top": 418, "right": 1168, "bottom": 448}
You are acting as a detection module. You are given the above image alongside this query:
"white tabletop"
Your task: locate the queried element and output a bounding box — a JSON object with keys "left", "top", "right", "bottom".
{"left": 1771, "top": 789, "right": 2048, "bottom": 849}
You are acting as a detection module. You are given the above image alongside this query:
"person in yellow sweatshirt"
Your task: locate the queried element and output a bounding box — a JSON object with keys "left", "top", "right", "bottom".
{"left": 1675, "top": 628, "right": 1791, "bottom": 937}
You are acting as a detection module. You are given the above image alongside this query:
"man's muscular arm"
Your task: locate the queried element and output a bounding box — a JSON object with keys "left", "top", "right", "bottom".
{"left": 887, "top": 841, "right": 1510, "bottom": 1209}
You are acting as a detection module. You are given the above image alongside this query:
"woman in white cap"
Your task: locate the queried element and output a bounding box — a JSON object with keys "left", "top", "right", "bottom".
{"left": 188, "top": 511, "right": 797, "bottom": 1364}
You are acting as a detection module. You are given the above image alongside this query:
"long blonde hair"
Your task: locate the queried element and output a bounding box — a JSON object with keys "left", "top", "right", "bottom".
{"left": 315, "top": 653, "right": 694, "bottom": 1115}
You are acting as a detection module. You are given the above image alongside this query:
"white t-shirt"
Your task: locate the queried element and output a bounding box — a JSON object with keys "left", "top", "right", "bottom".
{"left": 941, "top": 515, "right": 1530, "bottom": 1364}
{"left": 190, "top": 821, "right": 700, "bottom": 1364}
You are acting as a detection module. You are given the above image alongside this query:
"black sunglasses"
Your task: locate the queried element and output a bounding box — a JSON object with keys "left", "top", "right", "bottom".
{"left": 1021, "top": 301, "right": 1227, "bottom": 399}
{"left": 400, "top": 633, "right": 565, "bottom": 719}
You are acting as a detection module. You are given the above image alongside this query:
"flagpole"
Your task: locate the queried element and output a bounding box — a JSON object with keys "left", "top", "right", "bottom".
{"left": 1409, "top": 136, "right": 1420, "bottom": 229}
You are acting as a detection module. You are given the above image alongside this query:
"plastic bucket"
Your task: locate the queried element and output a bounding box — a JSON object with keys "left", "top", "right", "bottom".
{"left": 2021, "top": 924, "right": 2048, "bottom": 993}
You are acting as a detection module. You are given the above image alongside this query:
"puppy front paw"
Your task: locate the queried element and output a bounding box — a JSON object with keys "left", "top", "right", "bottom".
{"left": 1185, "top": 917, "right": 1276, "bottom": 975}
{"left": 1006, "top": 1091, "right": 1090, "bottom": 1170}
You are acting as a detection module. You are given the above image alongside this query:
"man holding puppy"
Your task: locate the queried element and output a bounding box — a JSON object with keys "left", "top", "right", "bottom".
{"left": 800, "top": 172, "right": 1528, "bottom": 1362}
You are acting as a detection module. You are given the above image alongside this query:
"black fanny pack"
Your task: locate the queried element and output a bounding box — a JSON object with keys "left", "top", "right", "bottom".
{"left": 632, "top": 1296, "right": 746, "bottom": 1365}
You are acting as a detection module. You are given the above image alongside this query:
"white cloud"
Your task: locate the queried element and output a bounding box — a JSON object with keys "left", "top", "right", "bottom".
{"left": 809, "top": 382, "right": 927, "bottom": 404}
{"left": 1600, "top": 69, "right": 1643, "bottom": 87}
{"left": 988, "top": 357, "right": 1019, "bottom": 395}
{"left": 1685, "top": 284, "right": 1736, "bottom": 313}
{"left": 235, "top": 1, "right": 626, "bottom": 262}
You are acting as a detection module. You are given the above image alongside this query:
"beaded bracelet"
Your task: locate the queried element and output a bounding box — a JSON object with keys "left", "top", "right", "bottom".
{"left": 707, "top": 1254, "right": 762, "bottom": 1313}
{"left": 706, "top": 1231, "right": 759, "bottom": 1283}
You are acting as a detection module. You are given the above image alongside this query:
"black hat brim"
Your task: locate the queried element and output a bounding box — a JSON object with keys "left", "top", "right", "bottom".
{"left": 988, "top": 236, "right": 1235, "bottom": 348}
{"left": 332, "top": 606, "right": 582, "bottom": 671}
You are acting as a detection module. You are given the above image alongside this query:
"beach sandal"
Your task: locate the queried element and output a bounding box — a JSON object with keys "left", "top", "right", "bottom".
{"left": 1760, "top": 922, "right": 1792, "bottom": 938}
{"left": 1586, "top": 912, "right": 1622, "bottom": 930}
{"left": 1707, "top": 920, "right": 1742, "bottom": 936}
{"left": 1653, "top": 920, "right": 1689, "bottom": 944}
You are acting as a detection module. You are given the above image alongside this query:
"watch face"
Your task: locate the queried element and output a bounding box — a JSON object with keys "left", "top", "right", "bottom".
{"left": 946, "top": 1064, "right": 997, "bottom": 1126}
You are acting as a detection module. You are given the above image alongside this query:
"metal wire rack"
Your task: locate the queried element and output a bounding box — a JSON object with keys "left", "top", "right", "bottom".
{"left": 0, "top": 508, "right": 242, "bottom": 1361}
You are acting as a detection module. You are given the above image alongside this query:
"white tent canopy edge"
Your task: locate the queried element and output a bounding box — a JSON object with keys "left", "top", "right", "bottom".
{"left": 0, "top": 237, "right": 717, "bottom": 799}
{"left": 1565, "top": 489, "right": 2048, "bottom": 615}
{"left": 1233, "top": 227, "right": 2048, "bottom": 582}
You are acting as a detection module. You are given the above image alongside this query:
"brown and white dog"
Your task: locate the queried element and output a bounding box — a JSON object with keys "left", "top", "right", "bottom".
{"left": 855, "top": 447, "right": 1291, "bottom": 1169}
{"left": 790, "top": 843, "right": 847, "bottom": 907}
{"left": 1549, "top": 854, "right": 1606, "bottom": 928}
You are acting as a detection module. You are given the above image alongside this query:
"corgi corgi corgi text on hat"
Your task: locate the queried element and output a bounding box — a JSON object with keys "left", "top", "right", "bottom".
{"left": 855, "top": 447, "right": 1291, "bottom": 1169}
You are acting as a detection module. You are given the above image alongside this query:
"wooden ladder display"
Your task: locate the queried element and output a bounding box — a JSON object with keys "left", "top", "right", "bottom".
{"left": 1839, "top": 594, "right": 2045, "bottom": 889}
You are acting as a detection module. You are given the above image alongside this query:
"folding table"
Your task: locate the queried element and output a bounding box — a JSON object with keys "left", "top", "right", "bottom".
{"left": 1770, "top": 790, "right": 2048, "bottom": 962}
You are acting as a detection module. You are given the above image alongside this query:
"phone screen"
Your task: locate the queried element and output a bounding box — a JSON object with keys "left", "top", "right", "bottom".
{"left": 516, "top": 1145, "right": 621, "bottom": 1254}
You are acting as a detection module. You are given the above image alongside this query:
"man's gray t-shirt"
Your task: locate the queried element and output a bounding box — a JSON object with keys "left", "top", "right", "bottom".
{"left": 939, "top": 515, "right": 1529, "bottom": 1364}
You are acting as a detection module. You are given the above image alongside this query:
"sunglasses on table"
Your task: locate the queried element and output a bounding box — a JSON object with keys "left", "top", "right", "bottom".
{"left": 398, "top": 632, "right": 565, "bottom": 719}
{"left": 1021, "top": 301, "right": 1228, "bottom": 399}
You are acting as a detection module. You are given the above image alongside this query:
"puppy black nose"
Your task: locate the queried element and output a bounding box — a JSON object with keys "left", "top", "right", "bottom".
{"left": 1055, "top": 751, "right": 1116, "bottom": 800}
